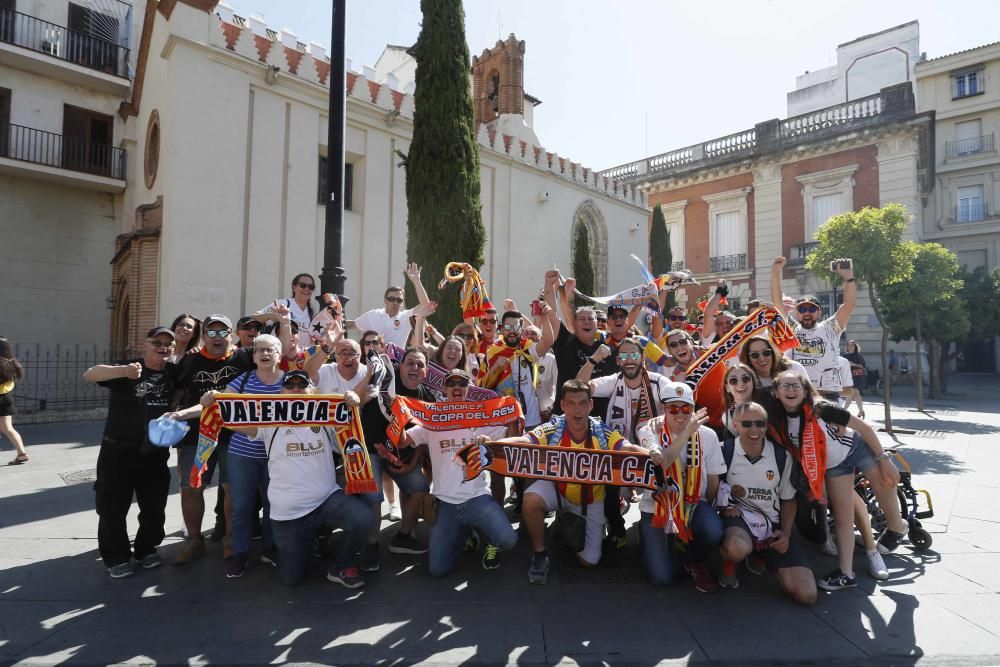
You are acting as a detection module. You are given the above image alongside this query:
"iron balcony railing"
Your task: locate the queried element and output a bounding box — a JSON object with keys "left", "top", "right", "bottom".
{"left": 709, "top": 253, "right": 748, "bottom": 273}
{"left": 788, "top": 241, "right": 820, "bottom": 267}
{"left": 945, "top": 134, "right": 995, "bottom": 160}
{"left": 0, "top": 122, "right": 127, "bottom": 180}
{"left": 0, "top": 7, "right": 129, "bottom": 78}
{"left": 956, "top": 202, "right": 988, "bottom": 223}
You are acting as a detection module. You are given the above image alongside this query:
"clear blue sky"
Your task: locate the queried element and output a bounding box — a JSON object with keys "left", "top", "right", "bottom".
{"left": 231, "top": 0, "right": 997, "bottom": 171}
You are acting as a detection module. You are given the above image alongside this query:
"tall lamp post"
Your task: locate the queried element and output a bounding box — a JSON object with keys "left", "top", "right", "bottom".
{"left": 319, "top": 0, "right": 347, "bottom": 303}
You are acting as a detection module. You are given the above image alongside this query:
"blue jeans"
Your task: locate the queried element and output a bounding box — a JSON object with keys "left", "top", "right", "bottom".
{"left": 638, "top": 501, "right": 724, "bottom": 586}
{"left": 428, "top": 494, "right": 517, "bottom": 577}
{"left": 227, "top": 452, "right": 272, "bottom": 555}
{"left": 270, "top": 490, "right": 374, "bottom": 585}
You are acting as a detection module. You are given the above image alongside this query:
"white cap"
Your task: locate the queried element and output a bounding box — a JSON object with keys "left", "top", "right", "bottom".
{"left": 661, "top": 382, "right": 694, "bottom": 406}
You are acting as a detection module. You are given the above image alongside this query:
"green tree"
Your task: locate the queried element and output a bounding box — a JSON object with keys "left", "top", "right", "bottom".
{"left": 880, "top": 243, "right": 965, "bottom": 406}
{"left": 572, "top": 223, "right": 595, "bottom": 307}
{"left": 649, "top": 203, "right": 675, "bottom": 308}
{"left": 806, "top": 204, "right": 913, "bottom": 432}
{"left": 403, "top": 0, "right": 485, "bottom": 332}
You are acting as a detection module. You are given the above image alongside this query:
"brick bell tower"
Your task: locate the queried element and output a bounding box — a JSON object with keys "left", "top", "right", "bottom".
{"left": 472, "top": 34, "right": 539, "bottom": 145}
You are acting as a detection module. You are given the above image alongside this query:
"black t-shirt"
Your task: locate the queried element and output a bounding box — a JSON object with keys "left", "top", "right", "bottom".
{"left": 551, "top": 322, "right": 616, "bottom": 413}
{"left": 98, "top": 359, "right": 174, "bottom": 447}
{"left": 170, "top": 349, "right": 254, "bottom": 446}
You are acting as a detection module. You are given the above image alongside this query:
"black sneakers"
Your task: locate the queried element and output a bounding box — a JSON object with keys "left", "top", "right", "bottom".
{"left": 818, "top": 569, "right": 857, "bottom": 591}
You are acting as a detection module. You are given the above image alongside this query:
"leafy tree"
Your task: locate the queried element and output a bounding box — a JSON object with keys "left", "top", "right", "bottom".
{"left": 403, "top": 0, "right": 485, "bottom": 332}
{"left": 806, "top": 204, "right": 912, "bottom": 432}
{"left": 880, "top": 243, "right": 965, "bottom": 405}
{"left": 649, "top": 204, "right": 675, "bottom": 308}
{"left": 572, "top": 223, "right": 595, "bottom": 307}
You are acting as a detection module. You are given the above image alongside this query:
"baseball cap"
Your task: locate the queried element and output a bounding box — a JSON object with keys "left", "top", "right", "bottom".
{"left": 146, "top": 326, "right": 175, "bottom": 340}
{"left": 661, "top": 382, "right": 695, "bottom": 406}
{"left": 237, "top": 316, "right": 262, "bottom": 331}
{"left": 444, "top": 368, "right": 471, "bottom": 383}
{"left": 607, "top": 305, "right": 628, "bottom": 316}
{"left": 795, "top": 295, "right": 821, "bottom": 308}
{"left": 204, "top": 314, "right": 233, "bottom": 329}
{"left": 282, "top": 370, "right": 311, "bottom": 386}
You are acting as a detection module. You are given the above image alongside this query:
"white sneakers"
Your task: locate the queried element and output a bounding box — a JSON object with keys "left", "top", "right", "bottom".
{"left": 866, "top": 549, "right": 889, "bottom": 580}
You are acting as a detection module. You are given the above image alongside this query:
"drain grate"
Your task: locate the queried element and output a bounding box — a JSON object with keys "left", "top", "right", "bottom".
{"left": 912, "top": 430, "right": 947, "bottom": 440}
{"left": 59, "top": 468, "right": 97, "bottom": 486}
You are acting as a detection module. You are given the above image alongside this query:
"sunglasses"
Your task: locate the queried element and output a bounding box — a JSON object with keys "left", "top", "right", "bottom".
{"left": 727, "top": 375, "right": 753, "bottom": 386}
{"left": 666, "top": 404, "right": 693, "bottom": 415}
{"left": 481, "top": 318, "right": 497, "bottom": 325}
{"left": 618, "top": 351, "right": 642, "bottom": 361}
{"left": 797, "top": 304, "right": 819, "bottom": 314}
{"left": 778, "top": 382, "right": 803, "bottom": 391}
{"left": 362, "top": 339, "right": 381, "bottom": 347}
{"left": 668, "top": 315, "right": 687, "bottom": 322}
{"left": 748, "top": 349, "right": 773, "bottom": 360}
{"left": 385, "top": 296, "right": 404, "bottom": 304}
{"left": 283, "top": 380, "right": 309, "bottom": 389}
{"left": 740, "top": 420, "right": 767, "bottom": 428}
{"left": 596, "top": 317, "right": 607, "bottom": 323}
{"left": 667, "top": 339, "right": 689, "bottom": 348}
{"left": 444, "top": 379, "right": 470, "bottom": 388}
{"left": 456, "top": 333, "right": 475, "bottom": 340}
{"left": 147, "top": 339, "right": 175, "bottom": 350}
{"left": 297, "top": 282, "right": 315, "bottom": 290}
{"left": 205, "top": 329, "right": 231, "bottom": 338}
{"left": 502, "top": 324, "right": 521, "bottom": 332}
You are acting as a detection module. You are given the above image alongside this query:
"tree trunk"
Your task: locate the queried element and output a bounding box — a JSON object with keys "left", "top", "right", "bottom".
{"left": 914, "top": 310, "right": 924, "bottom": 411}
{"left": 869, "top": 281, "right": 892, "bottom": 433}
{"left": 929, "top": 339, "right": 943, "bottom": 399}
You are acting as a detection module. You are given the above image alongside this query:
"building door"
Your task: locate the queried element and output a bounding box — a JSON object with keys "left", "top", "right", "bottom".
{"left": 0, "top": 0, "right": 14, "bottom": 44}
{"left": 63, "top": 105, "right": 113, "bottom": 176}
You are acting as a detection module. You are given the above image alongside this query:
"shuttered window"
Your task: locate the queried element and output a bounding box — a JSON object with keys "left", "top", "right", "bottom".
{"left": 63, "top": 104, "right": 112, "bottom": 176}
{"left": 0, "top": 87, "right": 10, "bottom": 158}
{"left": 0, "top": 0, "right": 14, "bottom": 44}
{"left": 810, "top": 192, "right": 845, "bottom": 240}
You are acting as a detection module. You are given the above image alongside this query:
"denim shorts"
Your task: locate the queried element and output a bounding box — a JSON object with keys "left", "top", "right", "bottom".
{"left": 353, "top": 452, "right": 431, "bottom": 504}
{"left": 826, "top": 432, "right": 878, "bottom": 478}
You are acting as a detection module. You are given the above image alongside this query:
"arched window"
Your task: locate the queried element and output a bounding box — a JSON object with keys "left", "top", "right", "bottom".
{"left": 570, "top": 200, "right": 608, "bottom": 295}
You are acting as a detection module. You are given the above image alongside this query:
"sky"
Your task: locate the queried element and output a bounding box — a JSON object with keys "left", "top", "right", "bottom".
{"left": 230, "top": 0, "right": 997, "bottom": 171}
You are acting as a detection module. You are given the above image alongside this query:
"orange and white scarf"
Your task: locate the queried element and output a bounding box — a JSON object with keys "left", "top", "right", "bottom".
{"left": 651, "top": 423, "right": 703, "bottom": 542}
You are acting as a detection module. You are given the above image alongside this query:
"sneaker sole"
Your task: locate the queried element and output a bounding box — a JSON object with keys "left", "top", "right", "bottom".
{"left": 139, "top": 560, "right": 162, "bottom": 570}
{"left": 388, "top": 546, "right": 428, "bottom": 555}
{"left": 482, "top": 561, "right": 500, "bottom": 571}
{"left": 818, "top": 580, "right": 857, "bottom": 591}
{"left": 226, "top": 572, "right": 245, "bottom": 579}
{"left": 360, "top": 563, "right": 381, "bottom": 573}
{"left": 327, "top": 573, "right": 365, "bottom": 589}
{"left": 108, "top": 570, "right": 134, "bottom": 579}
{"left": 261, "top": 558, "right": 277, "bottom": 567}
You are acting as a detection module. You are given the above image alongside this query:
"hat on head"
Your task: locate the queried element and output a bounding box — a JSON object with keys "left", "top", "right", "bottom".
{"left": 282, "top": 370, "right": 311, "bottom": 386}
{"left": 607, "top": 305, "right": 628, "bottom": 316}
{"left": 795, "top": 295, "right": 821, "bottom": 308}
{"left": 237, "top": 316, "right": 262, "bottom": 331}
{"left": 204, "top": 314, "right": 233, "bottom": 329}
{"left": 146, "top": 326, "right": 175, "bottom": 340}
{"left": 661, "top": 382, "right": 695, "bottom": 406}
{"left": 444, "top": 368, "right": 471, "bottom": 383}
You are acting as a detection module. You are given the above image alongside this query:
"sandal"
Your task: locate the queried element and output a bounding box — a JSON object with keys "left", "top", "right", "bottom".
{"left": 8, "top": 454, "right": 29, "bottom": 465}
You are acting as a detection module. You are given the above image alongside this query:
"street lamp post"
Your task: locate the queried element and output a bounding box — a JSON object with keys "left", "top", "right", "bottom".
{"left": 319, "top": 0, "right": 347, "bottom": 304}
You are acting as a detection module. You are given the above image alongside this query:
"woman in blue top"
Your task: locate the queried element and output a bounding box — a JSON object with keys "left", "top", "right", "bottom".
{"left": 202, "top": 333, "right": 285, "bottom": 578}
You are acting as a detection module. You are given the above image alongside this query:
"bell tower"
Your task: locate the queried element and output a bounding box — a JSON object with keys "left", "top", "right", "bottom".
{"left": 472, "top": 34, "right": 525, "bottom": 129}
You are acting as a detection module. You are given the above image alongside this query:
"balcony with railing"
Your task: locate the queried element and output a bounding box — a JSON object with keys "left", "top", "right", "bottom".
{"left": 671, "top": 260, "right": 685, "bottom": 272}
{"left": 0, "top": 7, "right": 130, "bottom": 92}
{"left": 709, "top": 253, "right": 748, "bottom": 273}
{"left": 956, "top": 202, "right": 989, "bottom": 223}
{"left": 945, "top": 134, "right": 995, "bottom": 160}
{"left": 788, "top": 241, "right": 820, "bottom": 267}
{"left": 0, "top": 122, "right": 127, "bottom": 190}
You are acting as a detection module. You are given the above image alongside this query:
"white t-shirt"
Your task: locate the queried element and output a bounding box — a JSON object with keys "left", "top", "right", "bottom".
{"left": 355, "top": 307, "right": 416, "bottom": 350}
{"left": 756, "top": 359, "right": 809, "bottom": 388}
{"left": 635, "top": 423, "right": 726, "bottom": 514}
{"left": 786, "top": 316, "right": 844, "bottom": 392}
{"left": 496, "top": 342, "right": 543, "bottom": 428}
{"left": 535, "top": 351, "right": 557, "bottom": 414}
{"left": 258, "top": 425, "right": 339, "bottom": 521}
{"left": 724, "top": 437, "right": 795, "bottom": 523}
{"left": 408, "top": 424, "right": 508, "bottom": 504}
{"left": 838, "top": 356, "right": 853, "bottom": 389}
{"left": 592, "top": 371, "right": 672, "bottom": 440}
{"left": 785, "top": 414, "right": 854, "bottom": 469}
{"left": 316, "top": 362, "right": 368, "bottom": 395}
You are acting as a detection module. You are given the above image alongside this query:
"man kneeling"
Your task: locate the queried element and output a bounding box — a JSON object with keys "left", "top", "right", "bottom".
{"left": 217, "top": 370, "right": 374, "bottom": 587}
{"left": 398, "top": 369, "right": 519, "bottom": 575}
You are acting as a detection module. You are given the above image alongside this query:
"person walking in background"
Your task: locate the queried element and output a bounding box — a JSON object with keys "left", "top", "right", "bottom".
{"left": 0, "top": 336, "right": 28, "bottom": 465}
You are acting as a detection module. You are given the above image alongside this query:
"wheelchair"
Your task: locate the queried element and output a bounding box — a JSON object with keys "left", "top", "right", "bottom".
{"left": 855, "top": 448, "right": 934, "bottom": 550}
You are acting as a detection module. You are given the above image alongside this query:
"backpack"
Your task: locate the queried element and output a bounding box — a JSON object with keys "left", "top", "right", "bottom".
{"left": 721, "top": 436, "right": 787, "bottom": 482}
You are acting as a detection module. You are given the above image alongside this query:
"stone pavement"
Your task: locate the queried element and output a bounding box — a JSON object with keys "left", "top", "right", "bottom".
{"left": 2, "top": 375, "right": 1000, "bottom": 666}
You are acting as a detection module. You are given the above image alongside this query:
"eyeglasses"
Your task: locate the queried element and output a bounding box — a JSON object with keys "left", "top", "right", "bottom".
{"left": 297, "top": 282, "right": 315, "bottom": 290}
{"left": 362, "top": 339, "right": 381, "bottom": 347}
{"left": 667, "top": 339, "right": 689, "bottom": 349}
{"left": 740, "top": 420, "right": 767, "bottom": 428}
{"left": 618, "top": 351, "right": 642, "bottom": 361}
{"left": 283, "top": 380, "right": 309, "bottom": 389}
{"left": 336, "top": 351, "right": 360, "bottom": 359}
{"left": 385, "top": 296, "right": 404, "bottom": 304}
{"left": 796, "top": 304, "right": 819, "bottom": 314}
{"left": 481, "top": 318, "right": 497, "bottom": 325}
{"left": 727, "top": 375, "right": 753, "bottom": 386}
{"left": 748, "top": 349, "right": 773, "bottom": 360}
{"left": 444, "top": 379, "right": 470, "bottom": 388}
{"left": 668, "top": 315, "right": 687, "bottom": 322}
{"left": 666, "top": 404, "right": 693, "bottom": 415}
{"left": 253, "top": 347, "right": 278, "bottom": 355}
{"left": 501, "top": 324, "right": 521, "bottom": 332}
{"left": 147, "top": 339, "right": 175, "bottom": 350}
{"left": 778, "top": 382, "right": 803, "bottom": 391}
{"left": 596, "top": 317, "right": 607, "bottom": 323}
{"left": 205, "top": 329, "right": 231, "bottom": 338}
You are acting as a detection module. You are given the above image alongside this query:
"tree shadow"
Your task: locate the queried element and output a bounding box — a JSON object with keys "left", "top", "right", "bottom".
{"left": 884, "top": 418, "right": 1000, "bottom": 435}
{"left": 880, "top": 443, "right": 966, "bottom": 476}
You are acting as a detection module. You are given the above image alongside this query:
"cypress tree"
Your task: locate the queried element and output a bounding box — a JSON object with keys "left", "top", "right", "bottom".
{"left": 572, "top": 223, "right": 595, "bottom": 307}
{"left": 649, "top": 203, "right": 675, "bottom": 308}
{"left": 404, "top": 0, "right": 485, "bottom": 332}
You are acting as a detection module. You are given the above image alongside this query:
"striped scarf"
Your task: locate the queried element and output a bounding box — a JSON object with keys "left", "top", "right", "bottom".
{"left": 651, "top": 423, "right": 703, "bottom": 542}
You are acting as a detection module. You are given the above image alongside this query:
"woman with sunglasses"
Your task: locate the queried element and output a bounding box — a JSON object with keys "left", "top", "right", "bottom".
{"left": 200, "top": 333, "right": 286, "bottom": 579}
{"left": 167, "top": 314, "right": 201, "bottom": 363}
{"left": 769, "top": 370, "right": 904, "bottom": 590}
{"left": 451, "top": 323, "right": 482, "bottom": 378}
{"left": 259, "top": 273, "right": 317, "bottom": 332}
{"left": 738, "top": 335, "right": 807, "bottom": 389}
{"left": 636, "top": 383, "right": 724, "bottom": 592}
{"left": 721, "top": 363, "right": 765, "bottom": 436}
{"left": 717, "top": 402, "right": 816, "bottom": 605}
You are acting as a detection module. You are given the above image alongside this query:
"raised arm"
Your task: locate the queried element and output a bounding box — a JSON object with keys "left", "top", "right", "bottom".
{"left": 535, "top": 300, "right": 556, "bottom": 357}
{"left": 405, "top": 263, "right": 431, "bottom": 306}
{"left": 575, "top": 344, "right": 610, "bottom": 384}
{"left": 770, "top": 257, "right": 790, "bottom": 320}
{"left": 83, "top": 362, "right": 140, "bottom": 383}
{"left": 832, "top": 258, "right": 857, "bottom": 331}
{"left": 700, "top": 280, "right": 726, "bottom": 341}
{"left": 558, "top": 276, "right": 577, "bottom": 334}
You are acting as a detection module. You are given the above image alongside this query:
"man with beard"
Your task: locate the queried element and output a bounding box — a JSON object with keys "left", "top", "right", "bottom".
{"left": 577, "top": 337, "right": 673, "bottom": 547}
{"left": 770, "top": 256, "right": 856, "bottom": 401}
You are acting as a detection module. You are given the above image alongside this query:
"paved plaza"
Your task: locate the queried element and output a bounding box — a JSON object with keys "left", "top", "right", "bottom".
{"left": 1, "top": 375, "right": 1000, "bottom": 666}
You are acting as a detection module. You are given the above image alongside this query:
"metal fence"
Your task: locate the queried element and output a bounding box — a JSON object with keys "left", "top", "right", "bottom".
{"left": 0, "top": 122, "right": 127, "bottom": 180}
{"left": 11, "top": 344, "right": 112, "bottom": 413}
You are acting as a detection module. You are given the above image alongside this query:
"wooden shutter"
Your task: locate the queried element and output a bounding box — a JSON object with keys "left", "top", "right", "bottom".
{"left": 63, "top": 104, "right": 88, "bottom": 171}
{"left": 0, "top": 87, "right": 9, "bottom": 158}
{"left": 0, "top": 0, "right": 14, "bottom": 44}
{"left": 63, "top": 105, "right": 112, "bottom": 175}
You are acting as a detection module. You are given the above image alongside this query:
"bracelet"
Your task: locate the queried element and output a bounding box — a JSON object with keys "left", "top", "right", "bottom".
{"left": 585, "top": 357, "right": 596, "bottom": 365}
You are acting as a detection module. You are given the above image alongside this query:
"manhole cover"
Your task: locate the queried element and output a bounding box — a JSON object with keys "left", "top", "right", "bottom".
{"left": 59, "top": 469, "right": 97, "bottom": 485}
{"left": 913, "top": 430, "right": 947, "bottom": 440}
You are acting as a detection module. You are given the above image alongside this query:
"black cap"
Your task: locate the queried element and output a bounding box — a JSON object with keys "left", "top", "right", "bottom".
{"left": 237, "top": 316, "right": 262, "bottom": 331}
{"left": 282, "top": 370, "right": 311, "bottom": 385}
{"left": 146, "top": 326, "right": 175, "bottom": 340}
{"left": 607, "top": 305, "right": 628, "bottom": 316}
{"left": 796, "top": 295, "right": 821, "bottom": 308}
{"left": 204, "top": 314, "right": 233, "bottom": 329}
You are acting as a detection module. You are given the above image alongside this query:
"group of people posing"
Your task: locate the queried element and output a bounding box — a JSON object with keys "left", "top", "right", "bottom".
{"left": 81, "top": 257, "right": 911, "bottom": 605}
